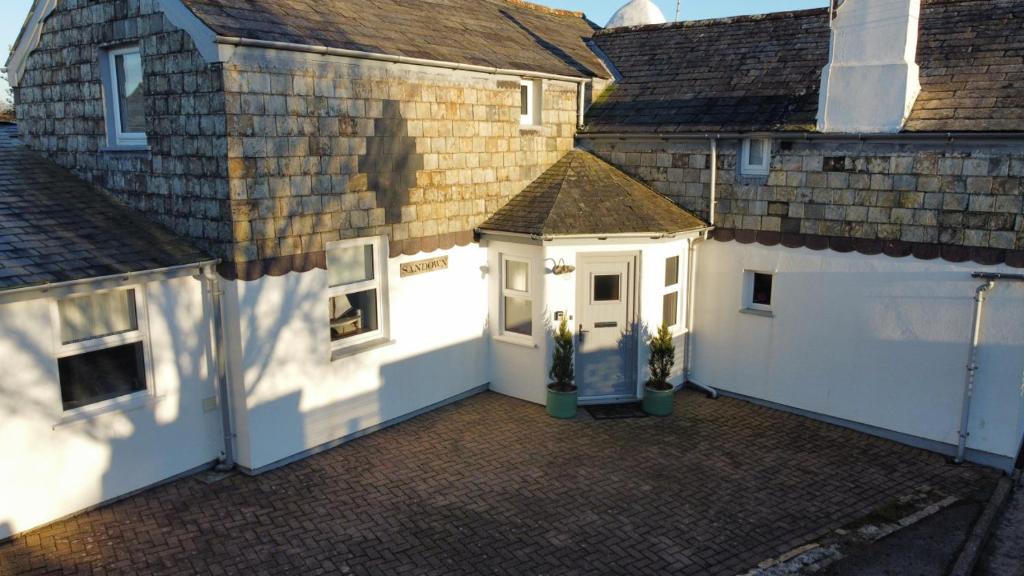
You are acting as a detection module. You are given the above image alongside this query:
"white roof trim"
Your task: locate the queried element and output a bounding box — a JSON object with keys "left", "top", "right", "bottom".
{"left": 4, "top": 0, "right": 57, "bottom": 88}
{"left": 4, "top": 0, "right": 223, "bottom": 88}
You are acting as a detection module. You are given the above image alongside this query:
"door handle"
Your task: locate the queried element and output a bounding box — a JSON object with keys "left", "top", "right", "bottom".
{"left": 578, "top": 324, "right": 588, "bottom": 343}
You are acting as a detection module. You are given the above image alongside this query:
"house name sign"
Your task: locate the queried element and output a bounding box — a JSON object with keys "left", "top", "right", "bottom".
{"left": 400, "top": 256, "right": 449, "bottom": 277}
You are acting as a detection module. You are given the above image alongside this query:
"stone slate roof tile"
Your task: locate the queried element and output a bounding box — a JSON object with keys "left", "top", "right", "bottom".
{"left": 0, "top": 126, "right": 213, "bottom": 292}
{"left": 906, "top": 0, "right": 1024, "bottom": 132}
{"left": 586, "top": 8, "right": 831, "bottom": 134}
{"left": 478, "top": 149, "right": 707, "bottom": 237}
{"left": 588, "top": 0, "right": 1024, "bottom": 134}
{"left": 180, "top": 0, "right": 610, "bottom": 79}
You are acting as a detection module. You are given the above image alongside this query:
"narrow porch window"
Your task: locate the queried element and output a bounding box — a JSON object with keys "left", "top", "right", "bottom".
{"left": 501, "top": 256, "right": 533, "bottom": 338}
{"left": 662, "top": 255, "right": 681, "bottom": 328}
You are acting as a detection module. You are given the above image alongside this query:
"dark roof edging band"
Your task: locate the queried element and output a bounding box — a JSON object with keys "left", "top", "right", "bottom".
{"left": 218, "top": 231, "right": 476, "bottom": 281}
{"left": 711, "top": 229, "right": 1024, "bottom": 268}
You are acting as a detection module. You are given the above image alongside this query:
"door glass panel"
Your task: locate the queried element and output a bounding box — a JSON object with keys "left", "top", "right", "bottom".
{"left": 593, "top": 274, "right": 621, "bottom": 302}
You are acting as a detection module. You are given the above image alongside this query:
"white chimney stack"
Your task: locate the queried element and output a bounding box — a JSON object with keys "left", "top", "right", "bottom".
{"left": 817, "top": 0, "right": 922, "bottom": 133}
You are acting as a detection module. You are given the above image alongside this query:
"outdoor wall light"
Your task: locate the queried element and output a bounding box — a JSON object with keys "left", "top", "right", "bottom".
{"left": 552, "top": 259, "right": 576, "bottom": 275}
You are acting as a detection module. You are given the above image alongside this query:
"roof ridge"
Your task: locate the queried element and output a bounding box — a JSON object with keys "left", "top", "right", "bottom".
{"left": 498, "top": 0, "right": 587, "bottom": 19}
{"left": 541, "top": 150, "right": 581, "bottom": 235}
{"left": 595, "top": 6, "right": 829, "bottom": 36}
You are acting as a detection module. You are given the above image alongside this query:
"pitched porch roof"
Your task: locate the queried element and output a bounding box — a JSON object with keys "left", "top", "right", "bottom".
{"left": 478, "top": 149, "right": 707, "bottom": 238}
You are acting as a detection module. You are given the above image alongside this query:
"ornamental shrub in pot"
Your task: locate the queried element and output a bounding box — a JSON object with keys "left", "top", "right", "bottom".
{"left": 642, "top": 324, "right": 676, "bottom": 416}
{"left": 546, "top": 317, "right": 577, "bottom": 419}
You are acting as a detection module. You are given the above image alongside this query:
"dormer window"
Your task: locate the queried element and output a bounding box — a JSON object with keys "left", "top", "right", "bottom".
{"left": 740, "top": 137, "right": 771, "bottom": 177}
{"left": 101, "top": 45, "right": 147, "bottom": 147}
{"left": 520, "top": 79, "right": 541, "bottom": 126}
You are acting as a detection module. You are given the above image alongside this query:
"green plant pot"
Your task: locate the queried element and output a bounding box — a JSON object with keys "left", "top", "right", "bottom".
{"left": 546, "top": 384, "right": 578, "bottom": 419}
{"left": 642, "top": 385, "right": 675, "bottom": 417}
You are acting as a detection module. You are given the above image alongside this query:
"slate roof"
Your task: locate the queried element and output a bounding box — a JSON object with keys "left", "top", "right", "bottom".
{"left": 586, "top": 0, "right": 1024, "bottom": 134}
{"left": 0, "top": 126, "right": 213, "bottom": 292}
{"left": 179, "top": 0, "right": 610, "bottom": 79}
{"left": 906, "top": 0, "right": 1024, "bottom": 132}
{"left": 586, "top": 9, "right": 831, "bottom": 134}
{"left": 478, "top": 149, "right": 707, "bottom": 237}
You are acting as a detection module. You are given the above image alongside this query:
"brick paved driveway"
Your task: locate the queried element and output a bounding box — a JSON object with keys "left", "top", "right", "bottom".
{"left": 0, "top": 391, "right": 998, "bottom": 575}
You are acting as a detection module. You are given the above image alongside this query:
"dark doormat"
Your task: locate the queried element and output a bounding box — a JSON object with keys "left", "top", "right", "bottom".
{"left": 585, "top": 403, "right": 648, "bottom": 420}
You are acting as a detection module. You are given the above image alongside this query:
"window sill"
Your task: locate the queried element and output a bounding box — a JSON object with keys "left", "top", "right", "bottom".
{"left": 519, "top": 126, "right": 543, "bottom": 135}
{"left": 101, "top": 144, "right": 151, "bottom": 154}
{"left": 53, "top": 392, "right": 164, "bottom": 430}
{"left": 493, "top": 334, "right": 537, "bottom": 349}
{"left": 331, "top": 338, "right": 396, "bottom": 361}
{"left": 739, "top": 307, "right": 774, "bottom": 318}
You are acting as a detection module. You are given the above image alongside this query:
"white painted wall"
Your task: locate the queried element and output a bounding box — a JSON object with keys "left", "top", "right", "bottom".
{"left": 486, "top": 235, "right": 692, "bottom": 405}
{"left": 224, "top": 244, "right": 490, "bottom": 472}
{"left": 0, "top": 276, "right": 223, "bottom": 540}
{"left": 692, "top": 241, "right": 1024, "bottom": 464}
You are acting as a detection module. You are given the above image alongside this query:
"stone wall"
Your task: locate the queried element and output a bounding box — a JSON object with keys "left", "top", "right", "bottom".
{"left": 582, "top": 138, "right": 1024, "bottom": 264}
{"left": 14, "top": 0, "right": 230, "bottom": 256}
{"left": 222, "top": 51, "right": 580, "bottom": 268}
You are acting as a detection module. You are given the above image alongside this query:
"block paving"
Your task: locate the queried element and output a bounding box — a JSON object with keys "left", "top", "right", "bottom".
{"left": 0, "top": 391, "right": 999, "bottom": 576}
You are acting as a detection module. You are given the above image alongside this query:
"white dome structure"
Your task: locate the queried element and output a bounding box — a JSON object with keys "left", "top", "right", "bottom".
{"left": 605, "top": 0, "right": 668, "bottom": 28}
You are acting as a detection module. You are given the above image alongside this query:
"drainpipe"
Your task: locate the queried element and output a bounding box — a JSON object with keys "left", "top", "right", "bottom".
{"left": 956, "top": 272, "right": 1024, "bottom": 464}
{"left": 201, "top": 263, "right": 235, "bottom": 471}
{"left": 577, "top": 81, "right": 587, "bottom": 129}
{"left": 682, "top": 136, "right": 721, "bottom": 399}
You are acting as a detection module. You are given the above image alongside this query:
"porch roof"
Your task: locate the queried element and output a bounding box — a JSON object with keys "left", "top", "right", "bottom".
{"left": 477, "top": 149, "right": 707, "bottom": 238}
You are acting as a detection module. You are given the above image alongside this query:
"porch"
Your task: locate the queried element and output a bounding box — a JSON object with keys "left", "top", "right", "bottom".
{"left": 0, "top": 390, "right": 998, "bottom": 575}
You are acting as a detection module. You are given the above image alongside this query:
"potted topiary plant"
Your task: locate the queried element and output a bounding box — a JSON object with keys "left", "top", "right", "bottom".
{"left": 642, "top": 324, "right": 676, "bottom": 416}
{"left": 546, "top": 316, "right": 577, "bottom": 419}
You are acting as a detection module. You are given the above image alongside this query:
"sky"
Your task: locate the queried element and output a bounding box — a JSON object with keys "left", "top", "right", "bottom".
{"left": 0, "top": 0, "right": 828, "bottom": 103}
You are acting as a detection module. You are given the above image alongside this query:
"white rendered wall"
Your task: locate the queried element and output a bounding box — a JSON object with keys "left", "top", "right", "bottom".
{"left": 487, "top": 236, "right": 692, "bottom": 405}
{"left": 0, "top": 276, "right": 223, "bottom": 540}
{"left": 224, "top": 244, "right": 489, "bottom": 472}
{"left": 692, "top": 241, "right": 1024, "bottom": 462}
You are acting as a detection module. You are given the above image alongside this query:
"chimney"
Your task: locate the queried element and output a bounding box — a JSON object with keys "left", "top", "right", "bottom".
{"left": 817, "top": 0, "right": 922, "bottom": 133}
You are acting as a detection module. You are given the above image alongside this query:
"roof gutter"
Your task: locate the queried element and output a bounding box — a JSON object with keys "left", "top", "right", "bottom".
{"left": 578, "top": 131, "right": 1024, "bottom": 143}
{"left": 476, "top": 228, "right": 712, "bottom": 243}
{"left": 0, "top": 260, "right": 220, "bottom": 305}
{"left": 214, "top": 36, "right": 595, "bottom": 85}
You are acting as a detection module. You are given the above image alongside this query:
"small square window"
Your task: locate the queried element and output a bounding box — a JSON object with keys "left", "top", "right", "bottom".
{"left": 327, "top": 237, "right": 388, "bottom": 351}
{"left": 744, "top": 271, "right": 774, "bottom": 313}
{"left": 54, "top": 288, "right": 149, "bottom": 412}
{"left": 519, "top": 79, "right": 541, "bottom": 126}
{"left": 102, "top": 45, "right": 147, "bottom": 147}
{"left": 740, "top": 138, "right": 771, "bottom": 177}
{"left": 501, "top": 255, "right": 533, "bottom": 338}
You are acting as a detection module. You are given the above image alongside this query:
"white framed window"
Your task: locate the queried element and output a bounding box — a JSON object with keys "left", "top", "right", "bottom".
{"left": 51, "top": 287, "right": 152, "bottom": 414}
{"left": 519, "top": 79, "right": 541, "bottom": 126}
{"left": 662, "top": 255, "right": 681, "bottom": 328}
{"left": 327, "top": 236, "right": 389, "bottom": 352}
{"left": 743, "top": 270, "right": 774, "bottom": 313}
{"left": 500, "top": 255, "right": 533, "bottom": 339}
{"left": 102, "top": 45, "right": 147, "bottom": 147}
{"left": 740, "top": 137, "right": 771, "bottom": 176}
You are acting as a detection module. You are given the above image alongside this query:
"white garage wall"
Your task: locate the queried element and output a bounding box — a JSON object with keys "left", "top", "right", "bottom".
{"left": 691, "top": 240, "right": 1024, "bottom": 467}
{"left": 0, "top": 276, "right": 223, "bottom": 540}
{"left": 224, "top": 244, "right": 490, "bottom": 472}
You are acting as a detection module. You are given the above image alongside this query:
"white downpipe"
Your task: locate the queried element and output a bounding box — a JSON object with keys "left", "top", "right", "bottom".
{"left": 956, "top": 272, "right": 1024, "bottom": 464}
{"left": 577, "top": 81, "right": 587, "bottom": 129}
{"left": 709, "top": 138, "right": 718, "bottom": 226}
{"left": 200, "top": 264, "right": 235, "bottom": 471}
